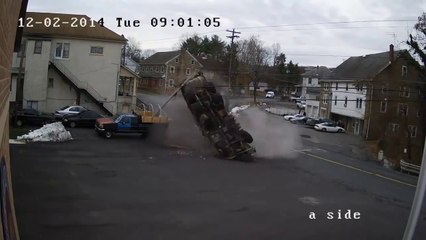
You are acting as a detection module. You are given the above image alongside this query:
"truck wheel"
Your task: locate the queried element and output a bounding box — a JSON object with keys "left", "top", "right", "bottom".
{"left": 240, "top": 129, "right": 253, "bottom": 143}
{"left": 15, "top": 119, "right": 23, "bottom": 127}
{"left": 70, "top": 122, "right": 76, "bottom": 128}
{"left": 104, "top": 131, "right": 113, "bottom": 139}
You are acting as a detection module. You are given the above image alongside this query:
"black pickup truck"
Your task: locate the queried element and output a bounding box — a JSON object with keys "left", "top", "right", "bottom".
{"left": 95, "top": 113, "right": 168, "bottom": 139}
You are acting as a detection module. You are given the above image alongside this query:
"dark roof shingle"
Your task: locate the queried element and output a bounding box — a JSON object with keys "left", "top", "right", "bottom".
{"left": 24, "top": 12, "right": 126, "bottom": 43}
{"left": 142, "top": 50, "right": 180, "bottom": 64}
{"left": 329, "top": 50, "right": 404, "bottom": 80}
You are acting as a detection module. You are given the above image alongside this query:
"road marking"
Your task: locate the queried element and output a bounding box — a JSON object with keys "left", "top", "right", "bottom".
{"left": 296, "top": 150, "right": 416, "bottom": 188}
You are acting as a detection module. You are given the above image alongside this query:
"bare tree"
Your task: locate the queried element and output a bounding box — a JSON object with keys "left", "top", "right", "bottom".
{"left": 237, "top": 35, "right": 269, "bottom": 67}
{"left": 125, "top": 37, "right": 142, "bottom": 62}
{"left": 141, "top": 49, "right": 156, "bottom": 60}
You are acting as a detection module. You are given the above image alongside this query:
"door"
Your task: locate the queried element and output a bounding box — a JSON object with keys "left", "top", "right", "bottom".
{"left": 353, "top": 120, "right": 360, "bottom": 135}
{"left": 118, "top": 116, "right": 131, "bottom": 131}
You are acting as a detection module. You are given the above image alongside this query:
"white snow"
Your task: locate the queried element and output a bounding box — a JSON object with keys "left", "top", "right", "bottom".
{"left": 230, "top": 105, "right": 250, "bottom": 116}
{"left": 17, "top": 122, "right": 73, "bottom": 142}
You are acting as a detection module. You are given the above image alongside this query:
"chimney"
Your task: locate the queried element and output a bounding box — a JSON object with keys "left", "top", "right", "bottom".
{"left": 389, "top": 44, "right": 394, "bottom": 63}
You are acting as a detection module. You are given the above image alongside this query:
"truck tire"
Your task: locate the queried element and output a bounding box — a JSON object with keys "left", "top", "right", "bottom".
{"left": 240, "top": 129, "right": 253, "bottom": 143}
{"left": 184, "top": 87, "right": 197, "bottom": 105}
{"left": 104, "top": 131, "right": 113, "bottom": 139}
{"left": 70, "top": 122, "right": 76, "bottom": 128}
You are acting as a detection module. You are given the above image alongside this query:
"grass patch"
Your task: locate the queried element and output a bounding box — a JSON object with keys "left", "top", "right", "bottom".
{"left": 9, "top": 126, "right": 33, "bottom": 139}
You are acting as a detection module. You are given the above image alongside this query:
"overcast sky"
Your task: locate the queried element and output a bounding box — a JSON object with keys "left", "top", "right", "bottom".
{"left": 27, "top": 0, "right": 426, "bottom": 67}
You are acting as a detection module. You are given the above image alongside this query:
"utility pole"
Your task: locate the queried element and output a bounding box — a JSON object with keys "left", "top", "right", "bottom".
{"left": 253, "top": 70, "right": 258, "bottom": 104}
{"left": 226, "top": 28, "right": 240, "bottom": 95}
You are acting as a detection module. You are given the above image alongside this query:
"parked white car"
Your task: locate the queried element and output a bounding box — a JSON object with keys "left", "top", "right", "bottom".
{"left": 314, "top": 122, "right": 345, "bottom": 133}
{"left": 54, "top": 105, "right": 87, "bottom": 118}
{"left": 284, "top": 114, "right": 304, "bottom": 121}
{"left": 265, "top": 91, "right": 275, "bottom": 98}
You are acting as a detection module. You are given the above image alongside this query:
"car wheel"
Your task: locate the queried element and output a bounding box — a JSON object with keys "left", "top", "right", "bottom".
{"left": 322, "top": 128, "right": 327, "bottom": 132}
{"left": 104, "top": 131, "right": 113, "bottom": 139}
{"left": 337, "top": 129, "right": 343, "bottom": 133}
{"left": 70, "top": 122, "right": 76, "bottom": 128}
{"left": 15, "top": 119, "right": 23, "bottom": 127}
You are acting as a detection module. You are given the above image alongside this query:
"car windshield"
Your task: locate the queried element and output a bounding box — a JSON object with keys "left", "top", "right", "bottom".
{"left": 59, "top": 106, "right": 69, "bottom": 110}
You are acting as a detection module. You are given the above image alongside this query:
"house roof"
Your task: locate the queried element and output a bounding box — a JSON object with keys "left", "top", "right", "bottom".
{"left": 327, "top": 50, "right": 405, "bottom": 80}
{"left": 196, "top": 56, "right": 227, "bottom": 71}
{"left": 23, "top": 12, "right": 126, "bottom": 43}
{"left": 142, "top": 50, "right": 181, "bottom": 64}
{"left": 302, "top": 66, "right": 332, "bottom": 78}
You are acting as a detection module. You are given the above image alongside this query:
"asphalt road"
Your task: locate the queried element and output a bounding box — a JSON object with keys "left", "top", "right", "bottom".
{"left": 10, "top": 105, "right": 426, "bottom": 240}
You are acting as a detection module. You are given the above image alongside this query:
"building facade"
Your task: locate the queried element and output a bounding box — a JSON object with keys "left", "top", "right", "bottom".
{"left": 320, "top": 45, "right": 424, "bottom": 166}
{"left": 303, "top": 66, "right": 331, "bottom": 118}
{"left": 0, "top": 0, "right": 28, "bottom": 239}
{"left": 11, "top": 12, "right": 126, "bottom": 115}
{"left": 139, "top": 49, "right": 202, "bottom": 93}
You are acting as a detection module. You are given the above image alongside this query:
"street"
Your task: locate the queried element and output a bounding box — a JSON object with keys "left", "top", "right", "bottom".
{"left": 10, "top": 97, "right": 426, "bottom": 240}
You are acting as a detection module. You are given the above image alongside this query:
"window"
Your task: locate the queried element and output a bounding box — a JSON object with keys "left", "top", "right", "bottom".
{"left": 389, "top": 123, "right": 400, "bottom": 135}
{"left": 335, "top": 82, "right": 338, "bottom": 90}
{"left": 381, "top": 85, "right": 387, "bottom": 94}
{"left": 55, "top": 43, "right": 70, "bottom": 58}
{"left": 408, "top": 125, "right": 417, "bottom": 138}
{"left": 344, "top": 97, "right": 348, "bottom": 107}
{"left": 308, "top": 78, "right": 312, "bottom": 84}
{"left": 323, "top": 83, "right": 329, "bottom": 90}
{"left": 191, "top": 60, "right": 195, "bottom": 65}
{"left": 345, "top": 83, "right": 349, "bottom": 91}
{"left": 402, "top": 65, "right": 407, "bottom": 77}
{"left": 400, "top": 87, "right": 410, "bottom": 98}
{"left": 380, "top": 101, "right": 387, "bottom": 113}
{"left": 141, "top": 66, "right": 145, "bottom": 72}
{"left": 155, "top": 66, "right": 159, "bottom": 72}
{"left": 48, "top": 78, "right": 54, "bottom": 88}
{"left": 334, "top": 96, "right": 337, "bottom": 105}
{"left": 168, "top": 79, "right": 175, "bottom": 87}
{"left": 34, "top": 40, "right": 42, "bottom": 54}
{"left": 161, "top": 66, "right": 165, "bottom": 72}
{"left": 150, "top": 67, "right": 153, "bottom": 72}
{"left": 322, "top": 94, "right": 328, "bottom": 104}
{"left": 356, "top": 83, "right": 363, "bottom": 92}
{"left": 175, "top": 58, "right": 179, "bottom": 63}
{"left": 26, "top": 101, "right": 38, "bottom": 110}
{"left": 398, "top": 103, "right": 408, "bottom": 116}
{"left": 159, "top": 79, "right": 163, "bottom": 86}
{"left": 169, "top": 66, "right": 175, "bottom": 73}
{"left": 186, "top": 68, "right": 191, "bottom": 75}
{"left": 90, "top": 46, "right": 103, "bottom": 55}
{"left": 355, "top": 98, "right": 363, "bottom": 108}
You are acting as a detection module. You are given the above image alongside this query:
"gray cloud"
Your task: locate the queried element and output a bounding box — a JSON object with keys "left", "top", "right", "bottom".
{"left": 27, "top": 0, "right": 425, "bottom": 67}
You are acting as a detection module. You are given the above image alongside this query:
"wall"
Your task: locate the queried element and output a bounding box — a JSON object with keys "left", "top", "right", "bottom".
{"left": 0, "top": 0, "right": 25, "bottom": 238}
{"left": 49, "top": 38, "right": 122, "bottom": 111}
{"left": 22, "top": 39, "right": 51, "bottom": 110}
{"left": 330, "top": 81, "right": 367, "bottom": 119}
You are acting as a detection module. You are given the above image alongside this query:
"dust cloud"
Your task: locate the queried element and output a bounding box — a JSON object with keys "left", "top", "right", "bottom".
{"left": 161, "top": 95, "right": 211, "bottom": 150}
{"left": 237, "top": 107, "right": 302, "bottom": 159}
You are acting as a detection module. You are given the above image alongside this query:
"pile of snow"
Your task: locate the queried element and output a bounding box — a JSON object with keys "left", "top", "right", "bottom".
{"left": 17, "top": 122, "right": 73, "bottom": 142}
{"left": 230, "top": 105, "right": 250, "bottom": 117}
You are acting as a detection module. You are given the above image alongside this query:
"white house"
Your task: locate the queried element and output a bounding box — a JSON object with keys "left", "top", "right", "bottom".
{"left": 11, "top": 12, "right": 127, "bottom": 115}
{"left": 302, "top": 66, "right": 331, "bottom": 118}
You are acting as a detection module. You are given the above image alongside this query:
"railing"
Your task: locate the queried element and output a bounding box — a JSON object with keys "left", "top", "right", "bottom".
{"left": 51, "top": 59, "right": 114, "bottom": 114}
{"left": 400, "top": 160, "right": 420, "bottom": 175}
{"left": 51, "top": 59, "right": 108, "bottom": 103}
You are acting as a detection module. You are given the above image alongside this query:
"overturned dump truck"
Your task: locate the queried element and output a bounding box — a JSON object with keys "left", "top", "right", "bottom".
{"left": 180, "top": 73, "right": 256, "bottom": 160}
